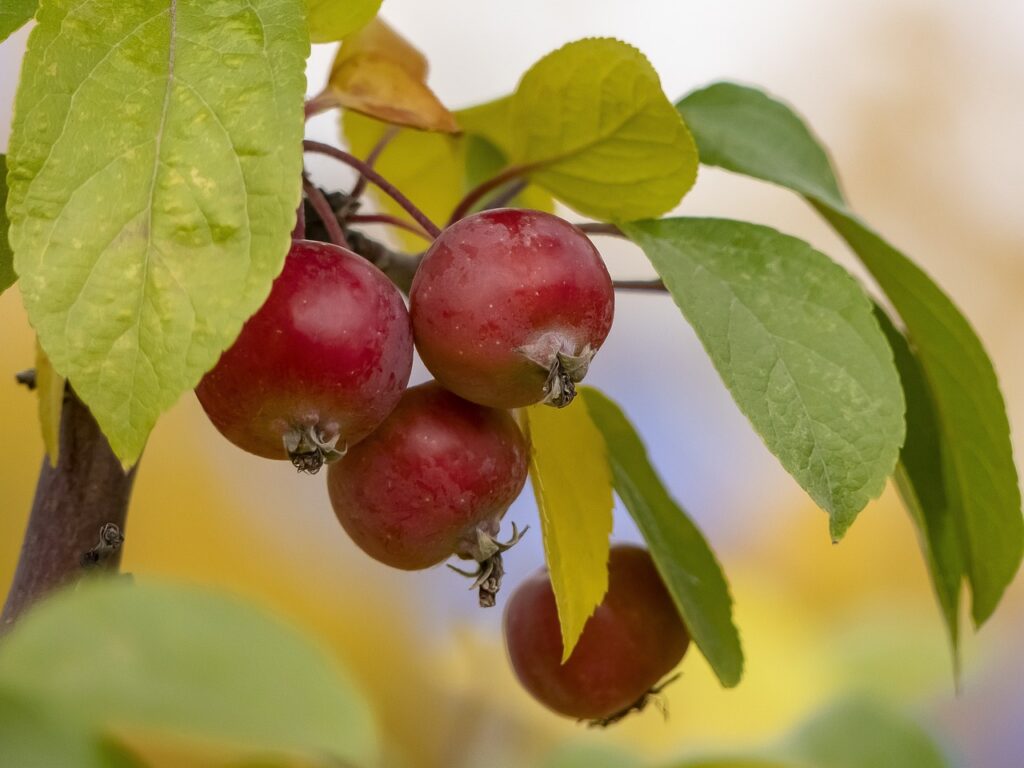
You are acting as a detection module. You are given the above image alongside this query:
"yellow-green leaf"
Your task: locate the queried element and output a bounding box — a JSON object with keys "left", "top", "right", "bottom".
{"left": 0, "top": 154, "right": 13, "bottom": 294}
{"left": 322, "top": 19, "right": 458, "bottom": 132}
{"left": 35, "top": 341, "right": 64, "bottom": 467}
{"left": 509, "top": 38, "right": 697, "bottom": 221}
{"left": 7, "top": 0, "right": 309, "bottom": 466}
{"left": 524, "top": 402, "right": 614, "bottom": 661}
{"left": 307, "top": 0, "right": 380, "bottom": 44}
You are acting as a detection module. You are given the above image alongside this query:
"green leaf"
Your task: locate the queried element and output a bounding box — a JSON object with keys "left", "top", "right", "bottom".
{"left": 509, "top": 38, "right": 697, "bottom": 221}
{"left": 784, "top": 696, "right": 950, "bottom": 768}
{"left": 524, "top": 402, "right": 614, "bottom": 662}
{"left": 875, "top": 308, "right": 962, "bottom": 658}
{"left": 621, "top": 218, "right": 905, "bottom": 539}
{"left": 580, "top": 387, "right": 743, "bottom": 687}
{"left": 307, "top": 0, "right": 380, "bottom": 43}
{"left": 0, "top": 154, "right": 14, "bottom": 293}
{"left": 678, "top": 81, "right": 1022, "bottom": 626}
{"left": 544, "top": 743, "right": 645, "bottom": 768}
{"left": 35, "top": 340, "right": 65, "bottom": 466}
{"left": 0, "top": 579, "right": 377, "bottom": 765}
{"left": 0, "top": 689, "right": 145, "bottom": 768}
{"left": 7, "top": 0, "right": 309, "bottom": 466}
{"left": 0, "top": 0, "right": 36, "bottom": 43}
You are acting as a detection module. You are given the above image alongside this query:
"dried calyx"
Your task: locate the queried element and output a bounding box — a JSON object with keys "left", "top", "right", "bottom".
{"left": 449, "top": 522, "right": 529, "bottom": 607}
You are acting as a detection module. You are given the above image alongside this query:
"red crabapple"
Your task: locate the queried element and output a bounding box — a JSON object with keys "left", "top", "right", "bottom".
{"left": 196, "top": 240, "right": 413, "bottom": 473}
{"left": 410, "top": 209, "right": 614, "bottom": 409}
{"left": 327, "top": 381, "right": 530, "bottom": 606}
{"left": 504, "top": 543, "right": 690, "bottom": 724}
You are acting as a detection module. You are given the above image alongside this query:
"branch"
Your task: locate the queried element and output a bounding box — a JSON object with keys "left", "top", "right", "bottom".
{"left": 1, "top": 389, "right": 137, "bottom": 630}
{"left": 613, "top": 279, "right": 667, "bottom": 292}
{"left": 447, "top": 165, "right": 532, "bottom": 225}
{"left": 303, "top": 140, "right": 442, "bottom": 239}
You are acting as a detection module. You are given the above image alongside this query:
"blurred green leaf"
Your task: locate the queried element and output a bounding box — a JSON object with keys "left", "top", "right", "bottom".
{"left": 525, "top": 402, "right": 614, "bottom": 661}
{"left": 665, "top": 761, "right": 788, "bottom": 768}
{"left": 307, "top": 0, "right": 380, "bottom": 43}
{"left": 0, "top": 580, "right": 377, "bottom": 766}
{"left": 0, "top": 154, "right": 13, "bottom": 293}
{"left": 621, "top": 218, "right": 905, "bottom": 540}
{"left": 544, "top": 743, "right": 645, "bottom": 768}
{"left": 0, "top": 0, "right": 35, "bottom": 42}
{"left": 784, "top": 697, "right": 950, "bottom": 768}
{"left": 509, "top": 38, "right": 697, "bottom": 220}
{"left": 581, "top": 387, "right": 743, "bottom": 687}
{"left": 7, "top": 0, "right": 308, "bottom": 466}
{"left": 0, "top": 689, "right": 146, "bottom": 768}
{"left": 876, "top": 308, "right": 962, "bottom": 657}
{"left": 678, "top": 81, "right": 1022, "bottom": 627}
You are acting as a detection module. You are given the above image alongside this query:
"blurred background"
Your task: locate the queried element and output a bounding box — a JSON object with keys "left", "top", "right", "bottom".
{"left": 1, "top": 1, "right": 1022, "bottom": 766}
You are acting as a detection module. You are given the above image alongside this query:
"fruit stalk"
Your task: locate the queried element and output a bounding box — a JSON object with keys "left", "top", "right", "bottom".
{"left": 1, "top": 389, "right": 137, "bottom": 630}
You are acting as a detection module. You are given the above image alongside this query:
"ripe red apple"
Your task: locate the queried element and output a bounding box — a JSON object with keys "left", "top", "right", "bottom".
{"left": 328, "top": 381, "right": 530, "bottom": 605}
{"left": 410, "top": 209, "right": 614, "bottom": 409}
{"left": 196, "top": 239, "right": 413, "bottom": 472}
{"left": 504, "top": 543, "right": 690, "bottom": 723}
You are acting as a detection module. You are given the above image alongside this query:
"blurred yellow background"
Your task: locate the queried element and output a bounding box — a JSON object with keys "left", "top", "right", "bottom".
{"left": 2, "top": 1, "right": 1023, "bottom": 766}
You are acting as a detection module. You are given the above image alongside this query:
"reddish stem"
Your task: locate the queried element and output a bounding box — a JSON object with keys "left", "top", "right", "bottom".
{"left": 348, "top": 214, "right": 432, "bottom": 242}
{"left": 612, "top": 279, "right": 667, "bottom": 292}
{"left": 304, "top": 140, "right": 442, "bottom": 239}
{"left": 304, "top": 91, "right": 336, "bottom": 121}
{"left": 576, "top": 222, "right": 626, "bottom": 238}
{"left": 303, "top": 177, "right": 350, "bottom": 249}
{"left": 350, "top": 126, "right": 400, "bottom": 201}
{"left": 447, "top": 165, "right": 533, "bottom": 225}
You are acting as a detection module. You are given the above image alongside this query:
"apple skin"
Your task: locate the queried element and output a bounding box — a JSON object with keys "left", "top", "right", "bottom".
{"left": 410, "top": 209, "right": 614, "bottom": 409}
{"left": 328, "top": 381, "right": 529, "bottom": 570}
{"left": 504, "top": 543, "right": 690, "bottom": 721}
{"left": 196, "top": 239, "right": 413, "bottom": 467}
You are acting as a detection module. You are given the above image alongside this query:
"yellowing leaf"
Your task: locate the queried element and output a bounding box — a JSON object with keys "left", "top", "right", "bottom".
{"left": 307, "top": 0, "right": 381, "bottom": 44}
{"left": 509, "top": 38, "right": 698, "bottom": 221}
{"left": 35, "top": 340, "right": 64, "bottom": 467}
{"left": 524, "top": 402, "right": 614, "bottom": 662}
{"left": 322, "top": 19, "right": 458, "bottom": 133}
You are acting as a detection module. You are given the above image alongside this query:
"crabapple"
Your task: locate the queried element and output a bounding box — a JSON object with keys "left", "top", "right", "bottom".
{"left": 410, "top": 209, "right": 614, "bottom": 409}
{"left": 327, "top": 381, "right": 530, "bottom": 606}
{"left": 503, "top": 543, "right": 689, "bottom": 723}
{"left": 196, "top": 239, "right": 413, "bottom": 473}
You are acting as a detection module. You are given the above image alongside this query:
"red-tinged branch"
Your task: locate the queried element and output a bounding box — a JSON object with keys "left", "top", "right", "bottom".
{"left": 303, "top": 176, "right": 350, "bottom": 249}
{"left": 350, "top": 126, "right": 399, "bottom": 202}
{"left": 2, "top": 389, "right": 137, "bottom": 630}
{"left": 447, "top": 165, "right": 533, "bottom": 225}
{"left": 303, "top": 140, "right": 442, "bottom": 239}
{"left": 348, "top": 213, "right": 433, "bottom": 242}
{"left": 576, "top": 222, "right": 625, "bottom": 238}
{"left": 612, "top": 279, "right": 667, "bottom": 292}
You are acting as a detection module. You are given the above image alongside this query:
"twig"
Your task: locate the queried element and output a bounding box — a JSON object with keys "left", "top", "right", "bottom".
{"left": 481, "top": 179, "right": 528, "bottom": 211}
{"left": 2, "top": 390, "right": 137, "bottom": 629}
{"left": 303, "top": 176, "right": 350, "bottom": 249}
{"left": 347, "top": 214, "right": 433, "bottom": 242}
{"left": 613, "top": 279, "right": 667, "bottom": 292}
{"left": 303, "top": 140, "right": 442, "bottom": 239}
{"left": 350, "top": 126, "right": 399, "bottom": 201}
{"left": 447, "top": 165, "right": 532, "bottom": 225}
{"left": 576, "top": 222, "right": 625, "bottom": 238}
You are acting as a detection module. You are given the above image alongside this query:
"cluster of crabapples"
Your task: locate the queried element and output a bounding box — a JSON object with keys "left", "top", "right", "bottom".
{"left": 196, "top": 207, "right": 691, "bottom": 723}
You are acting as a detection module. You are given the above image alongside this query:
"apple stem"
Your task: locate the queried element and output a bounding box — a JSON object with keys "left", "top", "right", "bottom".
{"left": 612, "top": 279, "right": 667, "bottom": 292}
{"left": 347, "top": 213, "right": 433, "bottom": 242}
{"left": 303, "top": 176, "right": 350, "bottom": 249}
{"left": 447, "top": 164, "right": 534, "bottom": 225}
{"left": 576, "top": 222, "right": 625, "bottom": 238}
{"left": 303, "top": 140, "right": 442, "bottom": 239}
{"left": 350, "top": 126, "right": 400, "bottom": 201}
